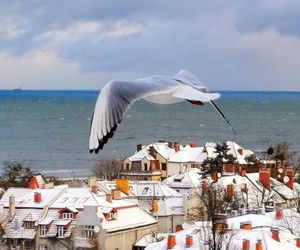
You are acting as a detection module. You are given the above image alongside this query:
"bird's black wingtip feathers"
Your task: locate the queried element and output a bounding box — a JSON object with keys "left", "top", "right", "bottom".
{"left": 89, "top": 124, "right": 118, "bottom": 154}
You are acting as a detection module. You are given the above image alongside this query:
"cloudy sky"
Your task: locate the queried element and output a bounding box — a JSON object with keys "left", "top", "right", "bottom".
{"left": 1, "top": 0, "right": 300, "bottom": 90}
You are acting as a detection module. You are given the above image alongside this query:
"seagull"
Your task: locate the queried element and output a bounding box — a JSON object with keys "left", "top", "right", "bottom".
{"left": 89, "top": 69, "right": 236, "bottom": 153}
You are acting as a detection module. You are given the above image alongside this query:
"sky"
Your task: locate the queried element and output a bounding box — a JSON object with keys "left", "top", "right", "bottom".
{"left": 0, "top": 0, "right": 300, "bottom": 91}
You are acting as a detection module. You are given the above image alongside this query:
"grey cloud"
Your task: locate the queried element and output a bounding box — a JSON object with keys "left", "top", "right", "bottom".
{"left": 0, "top": 1, "right": 299, "bottom": 90}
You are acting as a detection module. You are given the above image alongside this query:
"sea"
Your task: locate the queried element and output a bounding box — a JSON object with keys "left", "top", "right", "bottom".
{"left": 0, "top": 90, "right": 299, "bottom": 177}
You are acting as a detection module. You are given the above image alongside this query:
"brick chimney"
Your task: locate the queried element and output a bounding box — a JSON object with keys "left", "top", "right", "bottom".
{"left": 149, "top": 146, "right": 156, "bottom": 158}
{"left": 238, "top": 148, "right": 243, "bottom": 155}
{"left": 185, "top": 234, "right": 193, "bottom": 247}
{"left": 259, "top": 170, "right": 271, "bottom": 190}
{"left": 106, "top": 193, "right": 112, "bottom": 203}
{"left": 271, "top": 228, "right": 280, "bottom": 241}
{"left": 296, "top": 238, "right": 300, "bottom": 248}
{"left": 111, "top": 189, "right": 121, "bottom": 200}
{"left": 9, "top": 195, "right": 15, "bottom": 221}
{"left": 256, "top": 239, "right": 262, "bottom": 250}
{"left": 167, "top": 235, "right": 176, "bottom": 249}
{"left": 285, "top": 168, "right": 294, "bottom": 189}
{"left": 174, "top": 143, "right": 180, "bottom": 152}
{"left": 240, "top": 221, "right": 252, "bottom": 230}
{"left": 226, "top": 184, "right": 234, "bottom": 200}
{"left": 275, "top": 208, "right": 283, "bottom": 220}
{"left": 34, "top": 192, "right": 42, "bottom": 203}
{"left": 242, "top": 239, "right": 250, "bottom": 250}
{"left": 168, "top": 142, "right": 173, "bottom": 149}
{"left": 190, "top": 143, "right": 197, "bottom": 148}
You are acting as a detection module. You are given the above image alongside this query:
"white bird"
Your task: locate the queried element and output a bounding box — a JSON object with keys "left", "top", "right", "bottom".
{"left": 89, "top": 69, "right": 236, "bottom": 153}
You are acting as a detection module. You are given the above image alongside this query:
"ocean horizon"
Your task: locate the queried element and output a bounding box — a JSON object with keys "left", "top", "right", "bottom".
{"left": 1, "top": 90, "right": 299, "bottom": 177}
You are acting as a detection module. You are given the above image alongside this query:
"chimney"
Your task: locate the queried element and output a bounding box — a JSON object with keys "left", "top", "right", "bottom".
{"left": 296, "top": 238, "right": 300, "bottom": 248}
{"left": 137, "top": 144, "right": 142, "bottom": 152}
{"left": 190, "top": 143, "right": 197, "bottom": 148}
{"left": 242, "top": 239, "right": 250, "bottom": 250}
{"left": 226, "top": 184, "right": 234, "bottom": 200}
{"left": 149, "top": 146, "right": 156, "bottom": 158}
{"left": 106, "top": 193, "right": 112, "bottom": 203}
{"left": 225, "top": 163, "right": 234, "bottom": 173}
{"left": 259, "top": 170, "right": 271, "bottom": 190}
{"left": 9, "top": 195, "right": 15, "bottom": 221}
{"left": 240, "top": 221, "right": 252, "bottom": 230}
{"left": 111, "top": 189, "right": 121, "bottom": 200}
{"left": 91, "top": 186, "right": 98, "bottom": 194}
{"left": 275, "top": 208, "right": 283, "bottom": 220}
{"left": 240, "top": 168, "right": 246, "bottom": 177}
{"left": 168, "top": 142, "right": 173, "bottom": 149}
{"left": 167, "top": 235, "right": 176, "bottom": 249}
{"left": 285, "top": 168, "right": 294, "bottom": 189}
{"left": 115, "top": 179, "right": 130, "bottom": 195}
{"left": 175, "top": 225, "right": 183, "bottom": 232}
{"left": 174, "top": 143, "right": 180, "bottom": 152}
{"left": 238, "top": 148, "right": 243, "bottom": 155}
{"left": 185, "top": 234, "right": 193, "bottom": 247}
{"left": 256, "top": 239, "right": 262, "bottom": 250}
{"left": 34, "top": 192, "right": 42, "bottom": 203}
{"left": 241, "top": 183, "right": 248, "bottom": 193}
{"left": 88, "top": 176, "right": 97, "bottom": 188}
{"left": 271, "top": 228, "right": 280, "bottom": 241}
{"left": 152, "top": 199, "right": 158, "bottom": 215}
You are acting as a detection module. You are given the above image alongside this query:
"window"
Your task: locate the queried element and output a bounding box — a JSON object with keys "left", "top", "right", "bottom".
{"left": 144, "top": 163, "right": 149, "bottom": 171}
{"left": 40, "top": 225, "right": 47, "bottom": 237}
{"left": 23, "top": 221, "right": 34, "bottom": 229}
{"left": 161, "top": 163, "right": 167, "bottom": 171}
{"left": 58, "top": 226, "right": 66, "bottom": 237}
{"left": 63, "top": 212, "right": 73, "bottom": 219}
{"left": 84, "top": 225, "right": 94, "bottom": 238}
{"left": 142, "top": 187, "right": 149, "bottom": 195}
{"left": 125, "top": 163, "right": 130, "bottom": 171}
{"left": 38, "top": 244, "right": 48, "bottom": 250}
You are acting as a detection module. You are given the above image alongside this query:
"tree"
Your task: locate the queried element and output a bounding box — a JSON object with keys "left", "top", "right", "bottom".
{"left": 1, "top": 162, "right": 35, "bottom": 188}
{"left": 92, "top": 158, "right": 122, "bottom": 180}
{"left": 201, "top": 184, "right": 227, "bottom": 250}
{"left": 269, "top": 142, "right": 298, "bottom": 165}
{"left": 203, "top": 142, "right": 236, "bottom": 174}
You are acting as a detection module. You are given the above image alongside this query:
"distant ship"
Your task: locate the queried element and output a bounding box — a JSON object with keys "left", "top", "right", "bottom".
{"left": 13, "top": 87, "right": 22, "bottom": 91}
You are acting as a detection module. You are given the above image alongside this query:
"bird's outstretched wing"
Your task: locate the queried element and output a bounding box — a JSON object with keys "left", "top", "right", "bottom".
{"left": 89, "top": 78, "right": 178, "bottom": 153}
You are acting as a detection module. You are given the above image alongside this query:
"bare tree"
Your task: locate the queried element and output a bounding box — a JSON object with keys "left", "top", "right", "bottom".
{"left": 92, "top": 158, "right": 122, "bottom": 180}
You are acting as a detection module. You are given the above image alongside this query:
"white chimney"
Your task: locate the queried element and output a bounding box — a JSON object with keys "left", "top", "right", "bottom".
{"left": 9, "top": 195, "right": 15, "bottom": 221}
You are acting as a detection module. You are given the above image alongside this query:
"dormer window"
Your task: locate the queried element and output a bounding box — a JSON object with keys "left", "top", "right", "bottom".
{"left": 104, "top": 208, "right": 118, "bottom": 221}
{"left": 40, "top": 225, "right": 47, "bottom": 237}
{"left": 58, "top": 226, "right": 66, "bottom": 237}
{"left": 63, "top": 212, "right": 73, "bottom": 219}
{"left": 23, "top": 221, "right": 34, "bottom": 229}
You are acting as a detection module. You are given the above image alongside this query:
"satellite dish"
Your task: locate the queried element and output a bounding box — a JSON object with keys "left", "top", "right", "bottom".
{"left": 278, "top": 168, "right": 283, "bottom": 174}
{"left": 267, "top": 147, "right": 274, "bottom": 155}
{"left": 283, "top": 176, "right": 289, "bottom": 184}
{"left": 217, "top": 173, "right": 222, "bottom": 178}
{"left": 94, "top": 226, "right": 100, "bottom": 233}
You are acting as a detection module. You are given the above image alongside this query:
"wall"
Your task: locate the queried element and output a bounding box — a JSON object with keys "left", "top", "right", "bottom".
{"left": 104, "top": 224, "right": 157, "bottom": 250}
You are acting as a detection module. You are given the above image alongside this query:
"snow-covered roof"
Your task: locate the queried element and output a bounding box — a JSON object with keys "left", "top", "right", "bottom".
{"left": 50, "top": 187, "right": 98, "bottom": 209}
{"left": 163, "top": 168, "right": 203, "bottom": 190}
{"left": 1, "top": 188, "right": 63, "bottom": 208}
{"left": 127, "top": 142, "right": 204, "bottom": 163}
{"left": 203, "top": 141, "right": 254, "bottom": 164}
{"left": 146, "top": 210, "right": 300, "bottom": 249}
